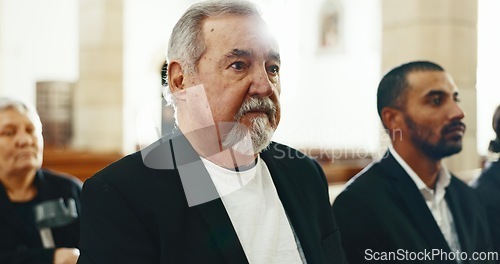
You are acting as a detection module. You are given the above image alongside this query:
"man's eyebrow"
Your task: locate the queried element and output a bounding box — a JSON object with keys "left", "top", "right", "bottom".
{"left": 224, "top": 49, "right": 280, "bottom": 63}
{"left": 425, "top": 90, "right": 460, "bottom": 98}
{"left": 226, "top": 49, "right": 252, "bottom": 58}
{"left": 268, "top": 51, "right": 280, "bottom": 64}
{"left": 425, "top": 90, "right": 447, "bottom": 97}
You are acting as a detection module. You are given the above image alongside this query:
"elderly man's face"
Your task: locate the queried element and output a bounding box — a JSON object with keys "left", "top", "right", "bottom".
{"left": 184, "top": 15, "right": 281, "bottom": 152}
{"left": 0, "top": 108, "right": 43, "bottom": 177}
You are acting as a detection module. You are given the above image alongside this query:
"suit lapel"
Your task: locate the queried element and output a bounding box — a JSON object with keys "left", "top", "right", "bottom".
{"left": 260, "top": 145, "right": 321, "bottom": 263}
{"left": 196, "top": 199, "right": 249, "bottom": 264}
{"left": 445, "top": 177, "right": 471, "bottom": 255}
{"left": 165, "top": 131, "right": 248, "bottom": 263}
{"left": 381, "top": 153, "right": 453, "bottom": 253}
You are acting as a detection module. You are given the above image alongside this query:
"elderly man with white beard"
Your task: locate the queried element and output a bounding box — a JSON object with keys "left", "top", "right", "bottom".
{"left": 77, "top": 1, "right": 346, "bottom": 264}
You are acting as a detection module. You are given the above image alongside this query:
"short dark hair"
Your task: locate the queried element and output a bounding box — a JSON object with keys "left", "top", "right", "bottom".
{"left": 489, "top": 104, "right": 500, "bottom": 153}
{"left": 493, "top": 104, "right": 500, "bottom": 138}
{"left": 376, "top": 61, "right": 445, "bottom": 122}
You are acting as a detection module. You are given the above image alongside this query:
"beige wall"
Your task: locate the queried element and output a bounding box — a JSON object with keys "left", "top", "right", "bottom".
{"left": 0, "top": 0, "right": 3, "bottom": 95}
{"left": 0, "top": 0, "right": 488, "bottom": 170}
{"left": 74, "top": 0, "right": 124, "bottom": 152}
{"left": 0, "top": 0, "right": 78, "bottom": 103}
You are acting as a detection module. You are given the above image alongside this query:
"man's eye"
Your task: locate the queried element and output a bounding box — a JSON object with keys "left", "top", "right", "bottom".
{"left": 230, "top": 61, "right": 246, "bottom": 71}
{"left": 268, "top": 65, "right": 280, "bottom": 75}
{"left": 431, "top": 96, "right": 442, "bottom": 105}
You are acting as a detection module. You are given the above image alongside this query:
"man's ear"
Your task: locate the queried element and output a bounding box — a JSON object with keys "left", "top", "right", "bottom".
{"left": 381, "top": 107, "right": 404, "bottom": 132}
{"left": 168, "top": 61, "right": 185, "bottom": 93}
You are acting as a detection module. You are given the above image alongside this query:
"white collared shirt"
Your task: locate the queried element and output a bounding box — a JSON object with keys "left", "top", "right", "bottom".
{"left": 200, "top": 156, "right": 305, "bottom": 264}
{"left": 389, "top": 146, "right": 462, "bottom": 254}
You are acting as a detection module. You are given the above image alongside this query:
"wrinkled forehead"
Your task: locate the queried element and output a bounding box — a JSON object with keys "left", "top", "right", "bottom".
{"left": 202, "top": 14, "right": 279, "bottom": 53}
{"left": 0, "top": 106, "right": 42, "bottom": 131}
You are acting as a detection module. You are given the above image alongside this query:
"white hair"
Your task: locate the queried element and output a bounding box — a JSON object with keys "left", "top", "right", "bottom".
{"left": 167, "top": 0, "right": 261, "bottom": 74}
{"left": 0, "top": 97, "right": 42, "bottom": 132}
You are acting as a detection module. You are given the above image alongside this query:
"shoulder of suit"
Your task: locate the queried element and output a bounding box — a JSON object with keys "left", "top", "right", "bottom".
{"left": 89, "top": 150, "right": 157, "bottom": 183}
{"left": 474, "top": 161, "right": 500, "bottom": 186}
{"left": 339, "top": 158, "right": 393, "bottom": 198}
{"left": 449, "top": 174, "right": 479, "bottom": 192}
{"left": 262, "top": 142, "right": 329, "bottom": 178}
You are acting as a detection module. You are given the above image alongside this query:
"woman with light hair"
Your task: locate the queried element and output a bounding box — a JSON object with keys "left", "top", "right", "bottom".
{"left": 0, "top": 97, "right": 81, "bottom": 264}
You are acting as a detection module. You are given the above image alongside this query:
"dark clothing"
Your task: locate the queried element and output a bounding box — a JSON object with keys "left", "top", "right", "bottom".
{"left": 472, "top": 160, "right": 500, "bottom": 262}
{"left": 11, "top": 198, "right": 43, "bottom": 250}
{"left": 333, "top": 152, "right": 493, "bottom": 264}
{"left": 78, "top": 131, "right": 346, "bottom": 264}
{"left": 0, "top": 169, "right": 82, "bottom": 264}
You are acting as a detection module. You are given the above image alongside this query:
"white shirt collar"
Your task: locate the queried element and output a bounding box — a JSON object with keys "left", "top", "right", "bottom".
{"left": 389, "top": 145, "right": 451, "bottom": 201}
{"left": 389, "top": 146, "right": 461, "bottom": 255}
{"left": 200, "top": 156, "right": 259, "bottom": 198}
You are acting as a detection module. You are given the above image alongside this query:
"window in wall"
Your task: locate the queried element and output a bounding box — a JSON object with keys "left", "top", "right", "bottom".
{"left": 262, "top": 0, "right": 383, "bottom": 158}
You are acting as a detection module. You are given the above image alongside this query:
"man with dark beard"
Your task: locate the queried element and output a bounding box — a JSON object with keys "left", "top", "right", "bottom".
{"left": 333, "top": 61, "right": 494, "bottom": 264}
{"left": 77, "top": 1, "right": 346, "bottom": 264}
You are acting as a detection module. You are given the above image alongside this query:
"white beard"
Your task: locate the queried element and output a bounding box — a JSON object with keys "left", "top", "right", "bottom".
{"left": 222, "top": 115, "right": 274, "bottom": 154}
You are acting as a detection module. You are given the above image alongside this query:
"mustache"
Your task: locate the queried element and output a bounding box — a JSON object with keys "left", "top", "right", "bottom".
{"left": 441, "top": 120, "right": 466, "bottom": 134}
{"left": 234, "top": 97, "right": 277, "bottom": 122}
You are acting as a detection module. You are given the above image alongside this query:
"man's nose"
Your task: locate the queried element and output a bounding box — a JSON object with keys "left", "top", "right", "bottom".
{"left": 248, "top": 67, "right": 274, "bottom": 97}
{"left": 449, "top": 100, "right": 465, "bottom": 121}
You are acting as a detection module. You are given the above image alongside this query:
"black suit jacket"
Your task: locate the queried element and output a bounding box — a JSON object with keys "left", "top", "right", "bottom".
{"left": 471, "top": 161, "right": 500, "bottom": 261}
{"left": 332, "top": 152, "right": 493, "bottom": 264}
{"left": 0, "top": 169, "right": 82, "bottom": 264}
{"left": 78, "top": 132, "right": 346, "bottom": 264}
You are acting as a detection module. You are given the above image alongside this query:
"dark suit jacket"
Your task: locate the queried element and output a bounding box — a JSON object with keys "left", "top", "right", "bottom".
{"left": 0, "top": 169, "right": 82, "bottom": 264}
{"left": 332, "top": 152, "right": 493, "bottom": 264}
{"left": 78, "top": 131, "right": 346, "bottom": 264}
{"left": 471, "top": 161, "right": 500, "bottom": 261}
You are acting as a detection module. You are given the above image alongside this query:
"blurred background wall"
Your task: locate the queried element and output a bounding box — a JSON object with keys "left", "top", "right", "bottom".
{"left": 0, "top": 0, "right": 498, "bottom": 179}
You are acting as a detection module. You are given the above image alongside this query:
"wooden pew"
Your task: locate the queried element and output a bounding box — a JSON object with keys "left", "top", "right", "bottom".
{"left": 42, "top": 148, "right": 123, "bottom": 183}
